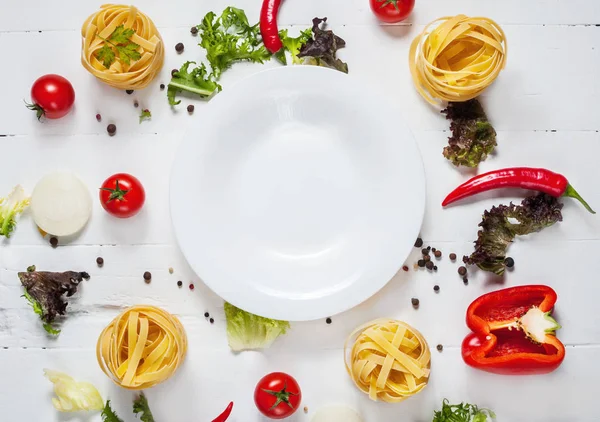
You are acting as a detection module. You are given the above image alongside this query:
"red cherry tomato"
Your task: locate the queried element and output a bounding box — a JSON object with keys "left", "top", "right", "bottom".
{"left": 99, "top": 173, "right": 146, "bottom": 218}
{"left": 27, "top": 74, "right": 75, "bottom": 120}
{"left": 254, "top": 372, "right": 301, "bottom": 419}
{"left": 369, "top": 0, "right": 415, "bottom": 23}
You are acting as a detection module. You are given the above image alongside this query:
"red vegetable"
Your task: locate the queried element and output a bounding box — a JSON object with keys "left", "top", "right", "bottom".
{"left": 462, "top": 285, "right": 565, "bottom": 375}
{"left": 369, "top": 0, "right": 415, "bottom": 23}
{"left": 442, "top": 167, "right": 595, "bottom": 214}
{"left": 254, "top": 372, "right": 301, "bottom": 419}
{"left": 99, "top": 173, "right": 146, "bottom": 218}
{"left": 260, "top": 0, "right": 283, "bottom": 53}
{"left": 26, "top": 74, "right": 75, "bottom": 120}
{"left": 212, "top": 401, "right": 233, "bottom": 422}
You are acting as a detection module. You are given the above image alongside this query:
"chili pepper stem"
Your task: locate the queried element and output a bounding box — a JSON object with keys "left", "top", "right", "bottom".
{"left": 563, "top": 184, "right": 595, "bottom": 214}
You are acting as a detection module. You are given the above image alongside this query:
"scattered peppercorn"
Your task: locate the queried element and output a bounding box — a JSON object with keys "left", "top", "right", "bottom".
{"left": 402, "top": 265, "right": 409, "bottom": 272}
{"left": 449, "top": 253, "right": 457, "bottom": 261}
{"left": 326, "top": 317, "right": 332, "bottom": 324}
{"left": 421, "top": 248, "right": 429, "bottom": 255}
{"left": 304, "top": 406, "right": 308, "bottom": 414}
{"left": 134, "top": 100, "right": 139, "bottom": 108}
{"left": 417, "top": 259, "right": 426, "bottom": 268}
{"left": 463, "top": 277, "right": 469, "bottom": 285}
{"left": 171, "top": 68, "right": 178, "bottom": 77}
{"left": 414, "top": 237, "right": 423, "bottom": 248}
{"left": 169, "top": 267, "right": 174, "bottom": 274}
{"left": 204, "top": 312, "right": 209, "bottom": 318}
{"left": 411, "top": 298, "right": 419, "bottom": 307}
{"left": 504, "top": 257, "right": 515, "bottom": 268}
{"left": 437, "top": 344, "right": 443, "bottom": 352}
{"left": 96, "top": 257, "right": 104, "bottom": 267}
{"left": 434, "top": 250, "right": 442, "bottom": 258}
{"left": 433, "top": 265, "right": 438, "bottom": 271}
{"left": 49, "top": 237, "right": 58, "bottom": 248}
{"left": 126, "top": 89, "right": 134, "bottom": 95}
{"left": 427, "top": 246, "right": 431, "bottom": 251}
{"left": 458, "top": 266, "right": 467, "bottom": 276}
{"left": 424, "top": 255, "right": 431, "bottom": 262}
{"left": 107, "top": 124, "right": 116, "bottom": 136}
{"left": 190, "top": 26, "right": 198, "bottom": 35}
{"left": 431, "top": 247, "right": 437, "bottom": 253}
{"left": 177, "top": 280, "right": 183, "bottom": 287}
{"left": 434, "top": 285, "right": 440, "bottom": 292}
{"left": 160, "top": 83, "right": 165, "bottom": 90}
{"left": 95, "top": 113, "right": 101, "bottom": 122}
{"left": 187, "top": 104, "right": 195, "bottom": 113}
{"left": 189, "top": 283, "right": 195, "bottom": 290}
{"left": 209, "top": 317, "right": 214, "bottom": 324}
{"left": 143, "top": 271, "right": 151, "bottom": 282}
{"left": 175, "top": 42, "right": 184, "bottom": 53}
{"left": 426, "top": 261, "right": 434, "bottom": 270}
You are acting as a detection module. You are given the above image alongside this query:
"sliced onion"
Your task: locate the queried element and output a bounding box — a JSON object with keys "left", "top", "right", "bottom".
{"left": 31, "top": 172, "right": 92, "bottom": 236}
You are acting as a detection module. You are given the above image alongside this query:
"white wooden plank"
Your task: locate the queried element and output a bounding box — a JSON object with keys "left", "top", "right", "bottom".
{"left": 1, "top": 346, "right": 598, "bottom": 421}
{"left": 0, "top": 25, "right": 598, "bottom": 137}
{"left": 1, "top": 239, "right": 598, "bottom": 348}
{"left": 1, "top": 0, "right": 599, "bottom": 32}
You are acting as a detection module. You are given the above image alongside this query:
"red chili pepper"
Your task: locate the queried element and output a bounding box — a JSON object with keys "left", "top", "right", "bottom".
{"left": 442, "top": 167, "right": 595, "bottom": 213}
{"left": 212, "top": 402, "right": 233, "bottom": 422}
{"left": 462, "top": 285, "right": 565, "bottom": 375}
{"left": 260, "top": 0, "right": 283, "bottom": 53}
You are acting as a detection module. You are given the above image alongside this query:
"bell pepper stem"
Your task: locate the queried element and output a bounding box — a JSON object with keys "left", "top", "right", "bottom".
{"left": 564, "top": 184, "right": 595, "bottom": 214}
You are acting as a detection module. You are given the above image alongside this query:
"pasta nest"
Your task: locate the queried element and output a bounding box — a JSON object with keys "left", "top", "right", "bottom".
{"left": 344, "top": 319, "right": 431, "bottom": 403}
{"left": 97, "top": 305, "right": 187, "bottom": 390}
{"left": 409, "top": 15, "right": 507, "bottom": 104}
{"left": 81, "top": 4, "right": 164, "bottom": 89}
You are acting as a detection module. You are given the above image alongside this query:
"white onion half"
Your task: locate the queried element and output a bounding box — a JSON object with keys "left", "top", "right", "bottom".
{"left": 311, "top": 405, "right": 363, "bottom": 422}
{"left": 31, "top": 172, "right": 92, "bottom": 236}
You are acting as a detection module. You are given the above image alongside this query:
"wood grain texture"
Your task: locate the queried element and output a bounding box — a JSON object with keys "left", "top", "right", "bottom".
{"left": 1, "top": 0, "right": 599, "bottom": 421}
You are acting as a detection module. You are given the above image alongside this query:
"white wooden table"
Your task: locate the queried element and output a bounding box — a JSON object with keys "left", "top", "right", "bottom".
{"left": 1, "top": 1, "right": 599, "bottom": 421}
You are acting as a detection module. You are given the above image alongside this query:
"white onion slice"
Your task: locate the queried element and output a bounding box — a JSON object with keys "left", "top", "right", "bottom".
{"left": 31, "top": 172, "right": 92, "bottom": 236}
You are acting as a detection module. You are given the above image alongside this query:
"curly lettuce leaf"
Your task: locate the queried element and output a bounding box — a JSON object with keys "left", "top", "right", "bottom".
{"left": 433, "top": 399, "right": 496, "bottom": 422}
{"left": 198, "top": 7, "right": 271, "bottom": 79}
{"left": 465, "top": 194, "right": 563, "bottom": 275}
{"left": 44, "top": 369, "right": 104, "bottom": 412}
{"left": 168, "top": 61, "right": 221, "bottom": 106}
{"left": 0, "top": 185, "right": 30, "bottom": 238}
{"left": 224, "top": 302, "right": 290, "bottom": 351}
{"left": 19, "top": 270, "right": 90, "bottom": 333}
{"left": 102, "top": 400, "right": 124, "bottom": 422}
{"left": 133, "top": 392, "right": 155, "bottom": 422}
{"left": 298, "top": 17, "right": 348, "bottom": 73}
{"left": 441, "top": 99, "right": 497, "bottom": 167}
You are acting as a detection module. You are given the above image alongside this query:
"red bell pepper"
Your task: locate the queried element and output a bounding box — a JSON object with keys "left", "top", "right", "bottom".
{"left": 462, "top": 285, "right": 565, "bottom": 375}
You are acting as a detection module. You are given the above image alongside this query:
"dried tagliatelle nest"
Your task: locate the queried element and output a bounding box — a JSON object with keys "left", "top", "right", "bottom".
{"left": 409, "top": 15, "right": 507, "bottom": 104}
{"left": 81, "top": 4, "right": 164, "bottom": 89}
{"left": 97, "top": 305, "right": 187, "bottom": 390}
{"left": 344, "top": 318, "right": 431, "bottom": 403}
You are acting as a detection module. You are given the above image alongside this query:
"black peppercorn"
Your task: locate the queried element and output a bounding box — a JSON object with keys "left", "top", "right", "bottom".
{"left": 160, "top": 83, "right": 165, "bottom": 90}
{"left": 437, "top": 344, "right": 443, "bottom": 352}
{"left": 421, "top": 248, "right": 429, "bottom": 256}
{"left": 411, "top": 298, "right": 419, "bottom": 307}
{"left": 187, "top": 104, "right": 195, "bottom": 113}
{"left": 434, "top": 250, "right": 442, "bottom": 258}
{"left": 433, "top": 285, "right": 440, "bottom": 292}
{"left": 171, "top": 68, "right": 178, "bottom": 77}
{"left": 425, "top": 261, "right": 434, "bottom": 270}
{"left": 49, "top": 237, "right": 58, "bottom": 247}
{"left": 449, "top": 253, "right": 457, "bottom": 261}
{"left": 504, "top": 257, "right": 515, "bottom": 268}
{"left": 204, "top": 312, "right": 209, "bottom": 317}
{"left": 126, "top": 89, "right": 134, "bottom": 95}
{"left": 417, "top": 259, "right": 426, "bottom": 268}
{"left": 96, "top": 257, "right": 104, "bottom": 266}
{"left": 175, "top": 42, "right": 184, "bottom": 53}
{"left": 326, "top": 317, "right": 332, "bottom": 324}
{"left": 414, "top": 237, "right": 423, "bottom": 248}
{"left": 177, "top": 280, "right": 183, "bottom": 287}
{"left": 209, "top": 317, "right": 214, "bottom": 324}
{"left": 191, "top": 26, "right": 198, "bottom": 35}
{"left": 458, "top": 266, "right": 467, "bottom": 276}
{"left": 143, "top": 271, "right": 151, "bottom": 282}
{"left": 107, "top": 124, "right": 116, "bottom": 136}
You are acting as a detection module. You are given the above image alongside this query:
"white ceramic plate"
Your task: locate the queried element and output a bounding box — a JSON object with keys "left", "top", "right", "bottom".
{"left": 171, "top": 66, "right": 425, "bottom": 321}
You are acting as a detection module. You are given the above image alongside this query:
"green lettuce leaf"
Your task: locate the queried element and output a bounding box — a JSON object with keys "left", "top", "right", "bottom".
{"left": 433, "top": 399, "right": 496, "bottom": 422}
{"left": 102, "top": 400, "right": 124, "bottom": 422}
{"left": 278, "top": 28, "right": 314, "bottom": 65}
{"left": 167, "top": 61, "right": 221, "bottom": 106}
{"left": 224, "top": 302, "right": 290, "bottom": 351}
{"left": 133, "top": 392, "right": 155, "bottom": 422}
{"left": 0, "top": 185, "right": 30, "bottom": 238}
